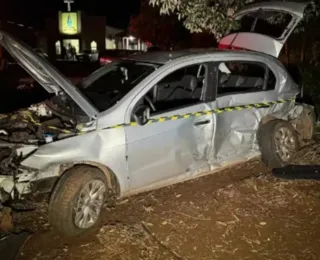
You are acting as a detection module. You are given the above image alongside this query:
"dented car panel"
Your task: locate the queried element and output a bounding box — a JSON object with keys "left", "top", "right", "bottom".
{"left": 211, "top": 100, "right": 295, "bottom": 166}
{"left": 21, "top": 128, "right": 129, "bottom": 193}
{"left": 119, "top": 52, "right": 301, "bottom": 196}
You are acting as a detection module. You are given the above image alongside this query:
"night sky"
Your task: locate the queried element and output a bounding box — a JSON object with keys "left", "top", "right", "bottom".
{"left": 4, "top": 0, "right": 141, "bottom": 29}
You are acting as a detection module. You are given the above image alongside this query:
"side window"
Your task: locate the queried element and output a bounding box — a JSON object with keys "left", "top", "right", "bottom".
{"left": 217, "top": 61, "right": 266, "bottom": 96}
{"left": 138, "top": 64, "right": 207, "bottom": 115}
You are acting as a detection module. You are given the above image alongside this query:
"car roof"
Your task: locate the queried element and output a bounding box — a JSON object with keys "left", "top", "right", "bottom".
{"left": 129, "top": 48, "right": 281, "bottom": 65}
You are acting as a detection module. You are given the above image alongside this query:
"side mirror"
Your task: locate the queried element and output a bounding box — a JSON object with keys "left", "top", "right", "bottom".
{"left": 133, "top": 105, "right": 150, "bottom": 126}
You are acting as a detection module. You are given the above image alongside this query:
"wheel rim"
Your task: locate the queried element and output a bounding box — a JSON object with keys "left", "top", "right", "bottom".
{"left": 74, "top": 180, "right": 106, "bottom": 229}
{"left": 274, "top": 127, "right": 296, "bottom": 162}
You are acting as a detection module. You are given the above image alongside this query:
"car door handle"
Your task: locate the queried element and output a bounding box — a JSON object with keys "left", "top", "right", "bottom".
{"left": 194, "top": 120, "right": 211, "bottom": 126}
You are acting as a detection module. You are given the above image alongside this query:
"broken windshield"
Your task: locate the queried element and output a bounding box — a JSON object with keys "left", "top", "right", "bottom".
{"left": 78, "top": 60, "right": 159, "bottom": 112}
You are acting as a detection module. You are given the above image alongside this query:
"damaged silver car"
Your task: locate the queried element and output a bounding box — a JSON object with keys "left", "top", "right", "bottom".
{"left": 0, "top": 1, "right": 315, "bottom": 236}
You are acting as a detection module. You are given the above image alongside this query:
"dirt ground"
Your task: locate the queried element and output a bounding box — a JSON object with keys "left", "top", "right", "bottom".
{"left": 11, "top": 157, "right": 320, "bottom": 260}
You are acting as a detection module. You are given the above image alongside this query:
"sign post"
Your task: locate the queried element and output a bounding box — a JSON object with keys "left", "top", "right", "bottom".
{"left": 64, "top": 0, "right": 74, "bottom": 12}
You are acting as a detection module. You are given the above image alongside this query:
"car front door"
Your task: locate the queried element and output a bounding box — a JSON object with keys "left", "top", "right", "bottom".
{"left": 125, "top": 62, "right": 215, "bottom": 192}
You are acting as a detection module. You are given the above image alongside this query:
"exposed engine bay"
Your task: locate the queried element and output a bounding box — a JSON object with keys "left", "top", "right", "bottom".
{"left": 0, "top": 94, "right": 90, "bottom": 177}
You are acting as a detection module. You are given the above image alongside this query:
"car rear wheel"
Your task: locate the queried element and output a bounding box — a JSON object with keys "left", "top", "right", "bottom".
{"left": 258, "top": 120, "right": 299, "bottom": 168}
{"left": 48, "top": 166, "right": 108, "bottom": 236}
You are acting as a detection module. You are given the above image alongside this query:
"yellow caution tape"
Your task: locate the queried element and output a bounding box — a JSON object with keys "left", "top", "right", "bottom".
{"left": 103, "top": 98, "right": 295, "bottom": 130}
{"left": 4, "top": 98, "right": 295, "bottom": 136}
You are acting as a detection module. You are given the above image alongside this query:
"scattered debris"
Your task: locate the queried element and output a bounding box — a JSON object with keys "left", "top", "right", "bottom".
{"left": 171, "top": 210, "right": 211, "bottom": 221}
{"left": 291, "top": 142, "right": 320, "bottom": 165}
{"left": 143, "top": 205, "right": 154, "bottom": 213}
{"left": 272, "top": 140, "right": 320, "bottom": 180}
{"left": 141, "top": 221, "right": 184, "bottom": 260}
{"left": 11, "top": 157, "right": 320, "bottom": 260}
{"left": 116, "top": 199, "right": 129, "bottom": 205}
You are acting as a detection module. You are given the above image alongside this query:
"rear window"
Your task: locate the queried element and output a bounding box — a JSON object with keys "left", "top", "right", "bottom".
{"left": 231, "top": 10, "right": 293, "bottom": 39}
{"left": 217, "top": 61, "right": 268, "bottom": 95}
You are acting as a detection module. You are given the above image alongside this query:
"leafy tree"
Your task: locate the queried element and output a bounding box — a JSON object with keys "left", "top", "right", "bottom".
{"left": 129, "top": 1, "right": 190, "bottom": 49}
{"left": 149, "top": 0, "right": 250, "bottom": 40}
{"left": 149, "top": 0, "right": 320, "bottom": 40}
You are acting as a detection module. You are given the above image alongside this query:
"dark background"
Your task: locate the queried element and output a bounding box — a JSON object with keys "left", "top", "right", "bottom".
{"left": 1, "top": 0, "right": 141, "bottom": 29}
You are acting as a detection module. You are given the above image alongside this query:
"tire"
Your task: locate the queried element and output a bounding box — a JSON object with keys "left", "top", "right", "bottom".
{"left": 257, "top": 120, "right": 299, "bottom": 169}
{"left": 48, "top": 166, "right": 108, "bottom": 236}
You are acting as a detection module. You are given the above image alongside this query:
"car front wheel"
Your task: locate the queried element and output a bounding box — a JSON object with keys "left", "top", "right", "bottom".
{"left": 49, "top": 166, "right": 108, "bottom": 236}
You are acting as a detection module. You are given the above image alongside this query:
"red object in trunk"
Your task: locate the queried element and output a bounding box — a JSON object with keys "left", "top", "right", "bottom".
{"left": 218, "top": 43, "right": 246, "bottom": 51}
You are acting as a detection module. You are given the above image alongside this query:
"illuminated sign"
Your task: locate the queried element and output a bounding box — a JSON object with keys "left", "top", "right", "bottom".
{"left": 59, "top": 12, "right": 81, "bottom": 35}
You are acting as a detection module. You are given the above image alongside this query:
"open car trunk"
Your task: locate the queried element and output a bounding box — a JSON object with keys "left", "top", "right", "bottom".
{"left": 218, "top": 1, "right": 309, "bottom": 57}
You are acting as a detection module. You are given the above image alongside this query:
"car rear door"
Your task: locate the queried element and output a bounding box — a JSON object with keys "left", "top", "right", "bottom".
{"left": 212, "top": 57, "right": 280, "bottom": 163}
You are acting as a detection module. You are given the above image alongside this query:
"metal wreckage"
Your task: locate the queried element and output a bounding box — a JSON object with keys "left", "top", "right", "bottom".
{"left": 0, "top": 98, "right": 90, "bottom": 259}
{"left": 0, "top": 100, "right": 91, "bottom": 202}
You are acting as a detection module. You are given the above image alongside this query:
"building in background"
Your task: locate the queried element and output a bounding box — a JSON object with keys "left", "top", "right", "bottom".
{"left": 0, "top": 0, "right": 148, "bottom": 61}
{"left": 0, "top": 0, "right": 148, "bottom": 60}
{"left": 105, "top": 26, "right": 148, "bottom": 51}
{"left": 43, "top": 8, "right": 106, "bottom": 58}
{"left": 116, "top": 31, "right": 148, "bottom": 51}
{"left": 43, "top": 6, "right": 147, "bottom": 59}
{"left": 105, "top": 25, "right": 122, "bottom": 49}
